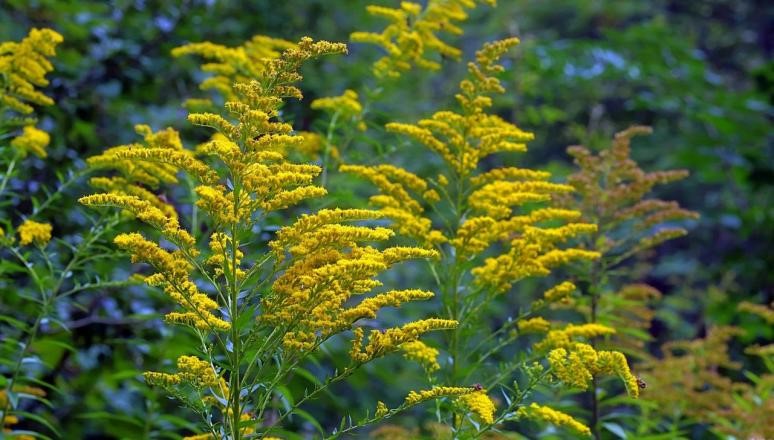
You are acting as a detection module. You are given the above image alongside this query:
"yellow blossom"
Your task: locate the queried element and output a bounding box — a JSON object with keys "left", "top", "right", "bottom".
{"left": 16, "top": 219, "right": 52, "bottom": 246}
{"left": 401, "top": 340, "right": 440, "bottom": 372}
{"left": 404, "top": 386, "right": 475, "bottom": 406}
{"left": 517, "top": 403, "right": 591, "bottom": 437}
{"left": 517, "top": 317, "right": 551, "bottom": 334}
{"left": 457, "top": 389, "right": 496, "bottom": 424}
{"left": 0, "top": 28, "right": 63, "bottom": 114}
{"left": 351, "top": 0, "right": 496, "bottom": 78}
{"left": 10, "top": 125, "right": 50, "bottom": 158}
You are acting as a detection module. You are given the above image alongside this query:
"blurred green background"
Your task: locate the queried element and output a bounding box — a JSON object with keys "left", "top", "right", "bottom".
{"left": 1, "top": 0, "right": 771, "bottom": 438}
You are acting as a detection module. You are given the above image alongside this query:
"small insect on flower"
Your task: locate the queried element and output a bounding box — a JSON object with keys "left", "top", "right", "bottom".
{"left": 636, "top": 376, "right": 647, "bottom": 390}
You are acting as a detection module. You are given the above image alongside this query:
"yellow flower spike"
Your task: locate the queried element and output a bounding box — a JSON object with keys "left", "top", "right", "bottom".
{"left": 271, "top": 208, "right": 384, "bottom": 253}
{"left": 103, "top": 147, "right": 219, "bottom": 184}
{"left": 401, "top": 340, "right": 440, "bottom": 372}
{"left": 311, "top": 89, "right": 363, "bottom": 117}
{"left": 457, "top": 389, "right": 496, "bottom": 424}
{"left": 375, "top": 401, "right": 390, "bottom": 418}
{"left": 88, "top": 176, "right": 178, "bottom": 221}
{"left": 16, "top": 220, "right": 52, "bottom": 246}
{"left": 543, "top": 281, "right": 577, "bottom": 303}
{"left": 517, "top": 317, "right": 551, "bottom": 334}
{"left": 535, "top": 323, "right": 617, "bottom": 352}
{"left": 404, "top": 386, "right": 475, "bottom": 406}
{"left": 352, "top": 0, "right": 495, "bottom": 78}
{"left": 517, "top": 403, "right": 591, "bottom": 437}
{"left": 0, "top": 28, "right": 63, "bottom": 115}
{"left": 348, "top": 289, "right": 434, "bottom": 321}
{"left": 350, "top": 319, "right": 458, "bottom": 363}
{"left": 10, "top": 125, "right": 50, "bottom": 158}
{"left": 547, "top": 342, "right": 639, "bottom": 398}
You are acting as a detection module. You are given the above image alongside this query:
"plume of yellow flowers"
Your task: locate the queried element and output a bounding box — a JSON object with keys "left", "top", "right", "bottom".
{"left": 404, "top": 386, "right": 476, "bottom": 405}
{"left": 172, "top": 35, "right": 295, "bottom": 109}
{"left": 351, "top": 0, "right": 496, "bottom": 78}
{"left": 457, "top": 389, "right": 496, "bottom": 424}
{"left": 0, "top": 28, "right": 63, "bottom": 115}
{"left": 81, "top": 37, "right": 454, "bottom": 437}
{"left": 343, "top": 38, "right": 599, "bottom": 291}
{"left": 10, "top": 125, "right": 50, "bottom": 158}
{"left": 16, "top": 219, "right": 52, "bottom": 246}
{"left": 517, "top": 403, "right": 592, "bottom": 437}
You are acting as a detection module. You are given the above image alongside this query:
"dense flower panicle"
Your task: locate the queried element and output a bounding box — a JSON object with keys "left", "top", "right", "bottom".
{"left": 88, "top": 176, "right": 178, "bottom": 221}
{"left": 10, "top": 125, "right": 50, "bottom": 158}
{"left": 345, "top": 39, "right": 599, "bottom": 295}
{"left": 547, "top": 342, "right": 639, "bottom": 398}
{"left": 16, "top": 220, "right": 52, "bottom": 246}
{"left": 517, "top": 316, "right": 551, "bottom": 333}
{"left": 311, "top": 89, "right": 367, "bottom": 131}
{"left": 457, "top": 390, "right": 496, "bottom": 424}
{"left": 640, "top": 326, "right": 773, "bottom": 439}
{"left": 263, "top": 241, "right": 442, "bottom": 351}
{"left": 404, "top": 386, "right": 476, "bottom": 406}
{"left": 86, "top": 125, "right": 188, "bottom": 188}
{"left": 401, "top": 340, "right": 441, "bottom": 372}
{"left": 111, "top": 233, "right": 229, "bottom": 332}
{"left": 172, "top": 35, "right": 295, "bottom": 107}
{"left": 339, "top": 164, "right": 445, "bottom": 246}
{"left": 535, "top": 323, "right": 617, "bottom": 352}
{"left": 78, "top": 193, "right": 193, "bottom": 248}
{"left": 144, "top": 355, "right": 220, "bottom": 389}
{"left": 518, "top": 403, "right": 591, "bottom": 437}
{"left": 559, "top": 126, "right": 699, "bottom": 257}
{"left": 351, "top": 0, "right": 496, "bottom": 78}
{"left": 0, "top": 28, "right": 63, "bottom": 115}
{"left": 543, "top": 281, "right": 577, "bottom": 303}
{"left": 350, "top": 319, "right": 458, "bottom": 363}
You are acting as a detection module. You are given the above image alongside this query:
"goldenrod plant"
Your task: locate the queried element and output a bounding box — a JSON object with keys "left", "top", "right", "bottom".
{"left": 552, "top": 126, "right": 699, "bottom": 436}
{"left": 81, "top": 38, "right": 470, "bottom": 439}
{"left": 0, "top": 28, "right": 137, "bottom": 438}
{"left": 641, "top": 301, "right": 773, "bottom": 439}
{"left": 342, "top": 37, "right": 642, "bottom": 438}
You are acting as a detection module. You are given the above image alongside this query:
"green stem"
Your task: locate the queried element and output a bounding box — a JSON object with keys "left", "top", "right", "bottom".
{"left": 0, "top": 152, "right": 19, "bottom": 197}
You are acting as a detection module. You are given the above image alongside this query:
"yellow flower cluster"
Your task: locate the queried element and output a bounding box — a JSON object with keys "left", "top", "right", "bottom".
{"left": 401, "top": 340, "right": 441, "bottom": 372}
{"left": 457, "top": 389, "right": 496, "bottom": 424}
{"left": 517, "top": 317, "right": 551, "bottom": 334}
{"left": 404, "top": 386, "right": 475, "bottom": 406}
{"left": 0, "top": 28, "right": 63, "bottom": 114}
{"left": 311, "top": 89, "right": 365, "bottom": 132}
{"left": 535, "top": 323, "right": 617, "bottom": 352}
{"left": 86, "top": 124, "right": 191, "bottom": 188}
{"left": 560, "top": 126, "right": 699, "bottom": 256}
{"left": 10, "top": 125, "right": 50, "bottom": 158}
{"left": 350, "top": 319, "right": 458, "bottom": 363}
{"left": 16, "top": 219, "right": 52, "bottom": 246}
{"left": 110, "top": 232, "right": 230, "bottom": 332}
{"left": 144, "top": 355, "right": 219, "bottom": 389}
{"left": 172, "top": 35, "right": 295, "bottom": 108}
{"left": 339, "top": 163, "right": 445, "bottom": 246}
{"left": 543, "top": 281, "right": 577, "bottom": 303}
{"left": 266, "top": 219, "right": 440, "bottom": 350}
{"left": 517, "top": 403, "right": 591, "bottom": 437}
{"left": 351, "top": 0, "right": 496, "bottom": 78}
{"left": 343, "top": 39, "right": 600, "bottom": 294}
{"left": 548, "top": 342, "right": 639, "bottom": 398}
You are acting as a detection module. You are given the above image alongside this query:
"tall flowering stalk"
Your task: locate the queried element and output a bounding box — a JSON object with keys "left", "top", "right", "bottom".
{"left": 342, "top": 38, "right": 637, "bottom": 438}
{"left": 556, "top": 126, "right": 699, "bottom": 436}
{"left": 81, "top": 38, "right": 461, "bottom": 439}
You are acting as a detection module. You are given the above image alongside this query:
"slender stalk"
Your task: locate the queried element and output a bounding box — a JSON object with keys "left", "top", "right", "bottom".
{"left": 0, "top": 152, "right": 19, "bottom": 197}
